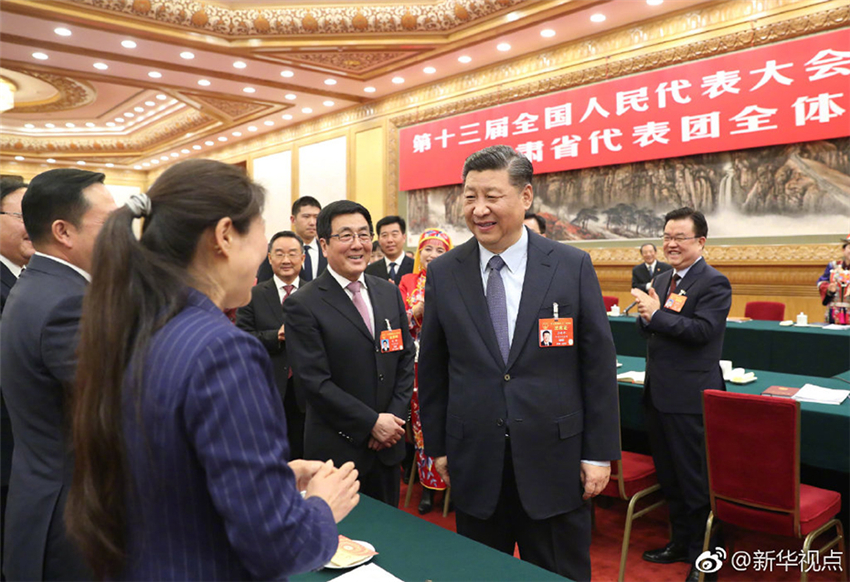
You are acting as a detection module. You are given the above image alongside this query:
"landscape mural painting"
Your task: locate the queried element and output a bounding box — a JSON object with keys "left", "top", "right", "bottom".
{"left": 406, "top": 137, "right": 850, "bottom": 245}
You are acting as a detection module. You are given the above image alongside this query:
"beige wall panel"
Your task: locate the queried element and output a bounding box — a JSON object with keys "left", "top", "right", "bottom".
{"left": 353, "top": 127, "right": 385, "bottom": 224}
{"left": 253, "top": 150, "right": 292, "bottom": 241}
{"left": 298, "top": 136, "right": 347, "bottom": 208}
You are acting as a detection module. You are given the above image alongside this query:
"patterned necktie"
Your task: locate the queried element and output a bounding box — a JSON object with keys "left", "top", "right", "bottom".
{"left": 486, "top": 255, "right": 510, "bottom": 365}
{"left": 388, "top": 262, "right": 397, "bottom": 282}
{"left": 346, "top": 280, "right": 374, "bottom": 336}
{"left": 302, "top": 245, "right": 313, "bottom": 282}
{"left": 669, "top": 273, "right": 681, "bottom": 297}
{"left": 281, "top": 284, "right": 294, "bottom": 306}
{"left": 647, "top": 263, "right": 653, "bottom": 274}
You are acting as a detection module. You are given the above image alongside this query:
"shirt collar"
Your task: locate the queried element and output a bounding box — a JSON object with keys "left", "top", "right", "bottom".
{"left": 34, "top": 251, "right": 91, "bottom": 282}
{"left": 384, "top": 254, "right": 403, "bottom": 269}
{"left": 674, "top": 256, "right": 702, "bottom": 279}
{"left": 327, "top": 265, "right": 367, "bottom": 291}
{"left": 0, "top": 254, "right": 23, "bottom": 278}
{"left": 478, "top": 226, "right": 528, "bottom": 275}
{"left": 273, "top": 274, "right": 299, "bottom": 291}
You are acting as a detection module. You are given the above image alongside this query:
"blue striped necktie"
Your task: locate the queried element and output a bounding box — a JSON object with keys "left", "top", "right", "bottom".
{"left": 486, "top": 255, "right": 510, "bottom": 365}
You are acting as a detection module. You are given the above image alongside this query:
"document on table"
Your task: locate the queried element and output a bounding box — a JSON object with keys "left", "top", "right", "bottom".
{"left": 329, "top": 563, "right": 402, "bottom": 581}
{"left": 617, "top": 371, "right": 645, "bottom": 384}
{"left": 792, "top": 383, "right": 850, "bottom": 405}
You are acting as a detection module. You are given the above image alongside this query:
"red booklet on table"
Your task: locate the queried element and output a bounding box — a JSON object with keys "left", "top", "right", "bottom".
{"left": 761, "top": 386, "right": 800, "bottom": 398}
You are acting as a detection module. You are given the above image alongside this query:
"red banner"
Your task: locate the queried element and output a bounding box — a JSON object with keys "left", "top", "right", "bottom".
{"left": 399, "top": 29, "right": 850, "bottom": 191}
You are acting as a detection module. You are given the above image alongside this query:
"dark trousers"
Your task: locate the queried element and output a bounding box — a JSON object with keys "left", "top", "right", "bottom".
{"left": 283, "top": 380, "right": 305, "bottom": 461}
{"left": 644, "top": 398, "right": 711, "bottom": 562}
{"left": 455, "top": 440, "right": 592, "bottom": 581}
{"left": 360, "top": 462, "right": 400, "bottom": 508}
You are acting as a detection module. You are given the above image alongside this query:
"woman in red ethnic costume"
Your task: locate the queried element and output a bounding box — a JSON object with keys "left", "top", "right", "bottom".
{"left": 398, "top": 228, "right": 451, "bottom": 514}
{"left": 817, "top": 234, "right": 850, "bottom": 324}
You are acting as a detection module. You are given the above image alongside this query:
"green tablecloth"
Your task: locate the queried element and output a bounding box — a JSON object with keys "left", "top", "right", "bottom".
{"left": 834, "top": 370, "right": 850, "bottom": 384}
{"left": 293, "top": 495, "right": 566, "bottom": 582}
{"left": 609, "top": 317, "right": 850, "bottom": 377}
{"left": 616, "top": 355, "right": 850, "bottom": 473}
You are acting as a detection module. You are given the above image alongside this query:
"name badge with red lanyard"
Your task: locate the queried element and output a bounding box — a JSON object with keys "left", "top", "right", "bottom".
{"left": 379, "top": 319, "right": 403, "bottom": 353}
{"left": 539, "top": 302, "right": 574, "bottom": 347}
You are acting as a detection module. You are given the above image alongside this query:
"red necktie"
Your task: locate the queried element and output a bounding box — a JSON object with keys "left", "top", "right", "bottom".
{"left": 282, "top": 284, "right": 294, "bottom": 306}
{"left": 669, "top": 274, "right": 681, "bottom": 297}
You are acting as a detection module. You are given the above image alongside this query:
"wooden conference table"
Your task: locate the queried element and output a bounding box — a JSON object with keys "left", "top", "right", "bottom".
{"left": 617, "top": 355, "right": 850, "bottom": 473}
{"left": 608, "top": 316, "right": 850, "bottom": 378}
{"left": 293, "top": 495, "right": 565, "bottom": 582}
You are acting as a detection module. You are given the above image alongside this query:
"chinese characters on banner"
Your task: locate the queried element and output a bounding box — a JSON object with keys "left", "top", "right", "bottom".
{"left": 398, "top": 28, "right": 850, "bottom": 191}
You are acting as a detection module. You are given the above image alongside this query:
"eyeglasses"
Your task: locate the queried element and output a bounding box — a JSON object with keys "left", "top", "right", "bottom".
{"left": 328, "top": 232, "right": 373, "bottom": 244}
{"left": 272, "top": 250, "right": 303, "bottom": 259}
{"left": 662, "top": 235, "right": 700, "bottom": 243}
{"left": 0, "top": 211, "right": 23, "bottom": 221}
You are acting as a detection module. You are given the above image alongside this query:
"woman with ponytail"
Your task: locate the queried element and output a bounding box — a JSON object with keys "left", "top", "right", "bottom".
{"left": 66, "top": 159, "right": 359, "bottom": 581}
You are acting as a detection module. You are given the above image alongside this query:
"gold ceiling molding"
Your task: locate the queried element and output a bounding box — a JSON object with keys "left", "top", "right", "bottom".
{"left": 66, "top": 0, "right": 524, "bottom": 36}
{"left": 181, "top": 93, "right": 273, "bottom": 121}
{"left": 586, "top": 244, "right": 839, "bottom": 265}
{"left": 6, "top": 69, "right": 95, "bottom": 113}
{"left": 268, "top": 50, "right": 419, "bottom": 74}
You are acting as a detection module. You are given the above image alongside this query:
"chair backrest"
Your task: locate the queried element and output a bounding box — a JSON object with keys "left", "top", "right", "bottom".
{"left": 744, "top": 301, "right": 785, "bottom": 321}
{"left": 603, "top": 295, "right": 619, "bottom": 311}
{"left": 703, "top": 390, "right": 800, "bottom": 523}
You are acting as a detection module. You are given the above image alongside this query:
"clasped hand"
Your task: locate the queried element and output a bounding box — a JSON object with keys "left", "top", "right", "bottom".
{"left": 369, "top": 413, "right": 405, "bottom": 451}
{"left": 630, "top": 287, "right": 661, "bottom": 323}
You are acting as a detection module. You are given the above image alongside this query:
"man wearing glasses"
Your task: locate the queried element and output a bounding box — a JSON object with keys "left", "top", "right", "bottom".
{"left": 284, "top": 200, "right": 414, "bottom": 507}
{"left": 630, "top": 207, "right": 731, "bottom": 582}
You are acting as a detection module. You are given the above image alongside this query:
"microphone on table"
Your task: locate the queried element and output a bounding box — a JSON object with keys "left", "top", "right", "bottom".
{"left": 623, "top": 300, "right": 638, "bottom": 315}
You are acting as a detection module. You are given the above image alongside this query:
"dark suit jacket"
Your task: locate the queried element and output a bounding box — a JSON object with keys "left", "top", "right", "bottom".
{"left": 638, "top": 258, "right": 732, "bottom": 414}
{"left": 121, "top": 289, "right": 337, "bottom": 580}
{"left": 1, "top": 254, "right": 90, "bottom": 580}
{"left": 283, "top": 271, "right": 414, "bottom": 475}
{"left": 364, "top": 255, "right": 414, "bottom": 286}
{"left": 631, "top": 260, "right": 672, "bottom": 290}
{"left": 1, "top": 262, "right": 17, "bottom": 490}
{"left": 236, "top": 276, "right": 307, "bottom": 412}
{"left": 0, "top": 262, "right": 15, "bottom": 314}
{"left": 418, "top": 231, "right": 620, "bottom": 521}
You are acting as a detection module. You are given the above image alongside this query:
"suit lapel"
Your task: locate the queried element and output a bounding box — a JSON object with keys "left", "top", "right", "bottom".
{"left": 507, "top": 237, "right": 555, "bottom": 369}
{"left": 318, "top": 271, "right": 374, "bottom": 343}
{"left": 260, "top": 278, "right": 285, "bottom": 325}
{"left": 451, "top": 239, "right": 504, "bottom": 368}
{"left": 366, "top": 276, "right": 389, "bottom": 336}
{"left": 676, "top": 258, "right": 706, "bottom": 295}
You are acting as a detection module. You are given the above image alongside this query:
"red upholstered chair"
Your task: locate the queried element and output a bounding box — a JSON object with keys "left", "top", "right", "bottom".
{"left": 598, "top": 452, "right": 666, "bottom": 582}
{"left": 603, "top": 295, "right": 619, "bottom": 312}
{"left": 744, "top": 301, "right": 786, "bottom": 321}
{"left": 700, "top": 391, "right": 846, "bottom": 582}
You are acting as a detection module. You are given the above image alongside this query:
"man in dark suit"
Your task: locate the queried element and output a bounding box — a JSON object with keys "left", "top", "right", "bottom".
{"left": 0, "top": 177, "right": 33, "bottom": 581}
{"left": 237, "top": 230, "right": 308, "bottom": 460}
{"left": 257, "top": 197, "right": 325, "bottom": 283}
{"left": 1, "top": 168, "right": 116, "bottom": 581}
{"left": 364, "top": 215, "right": 413, "bottom": 285}
{"left": 418, "top": 146, "right": 620, "bottom": 581}
{"left": 284, "top": 201, "right": 415, "bottom": 507}
{"left": 630, "top": 207, "right": 731, "bottom": 582}
{"left": 632, "top": 242, "right": 673, "bottom": 291}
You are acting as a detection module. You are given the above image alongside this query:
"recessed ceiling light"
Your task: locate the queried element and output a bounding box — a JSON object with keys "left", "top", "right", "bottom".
{"left": 85, "top": 122, "right": 95, "bottom": 127}
{"left": 364, "top": 86, "right": 376, "bottom": 93}
{"left": 14, "top": 156, "right": 24, "bottom": 161}
{"left": 115, "top": 117, "right": 124, "bottom": 122}
{"left": 181, "top": 149, "right": 190, "bottom": 154}
{"left": 148, "top": 71, "right": 162, "bottom": 78}
{"left": 231, "top": 131, "right": 242, "bottom": 137}
{"left": 77, "top": 161, "right": 86, "bottom": 165}
{"left": 285, "top": 93, "right": 296, "bottom": 100}
{"left": 132, "top": 107, "right": 143, "bottom": 113}
{"left": 65, "top": 122, "right": 75, "bottom": 128}
{"left": 647, "top": 0, "right": 663, "bottom": 4}
{"left": 218, "top": 136, "right": 228, "bottom": 141}
{"left": 32, "top": 52, "right": 48, "bottom": 60}
{"left": 124, "top": 112, "right": 134, "bottom": 118}
{"left": 497, "top": 43, "right": 511, "bottom": 52}
{"left": 121, "top": 40, "right": 137, "bottom": 49}
{"left": 590, "top": 13, "right": 606, "bottom": 22}
{"left": 143, "top": 162, "right": 151, "bottom": 167}
{"left": 192, "top": 145, "right": 202, "bottom": 150}
{"left": 541, "top": 28, "right": 556, "bottom": 38}
{"left": 458, "top": 56, "right": 472, "bottom": 64}
{"left": 243, "top": 87, "right": 255, "bottom": 93}
{"left": 54, "top": 27, "right": 72, "bottom": 36}
{"left": 156, "top": 94, "right": 167, "bottom": 100}
{"left": 160, "top": 155, "right": 169, "bottom": 161}
{"left": 301, "top": 107, "right": 312, "bottom": 114}
{"left": 233, "top": 61, "right": 247, "bottom": 69}
{"left": 145, "top": 100, "right": 155, "bottom": 106}
{"left": 282, "top": 114, "right": 293, "bottom": 120}
{"left": 247, "top": 125, "right": 258, "bottom": 132}
{"left": 392, "top": 77, "right": 405, "bottom": 84}
{"left": 423, "top": 66, "right": 436, "bottom": 74}
{"left": 205, "top": 140, "right": 214, "bottom": 146}
{"left": 280, "top": 70, "right": 294, "bottom": 78}
{"left": 93, "top": 62, "right": 108, "bottom": 70}
{"left": 170, "top": 152, "right": 179, "bottom": 157}
{"left": 151, "top": 159, "right": 159, "bottom": 164}
{"left": 105, "top": 163, "right": 114, "bottom": 167}
{"left": 134, "top": 165, "right": 142, "bottom": 170}
{"left": 506, "top": 12, "right": 520, "bottom": 22}
{"left": 197, "top": 79, "right": 210, "bottom": 86}
{"left": 323, "top": 100, "right": 334, "bottom": 107}
{"left": 45, "top": 123, "right": 55, "bottom": 128}
{"left": 24, "top": 123, "right": 35, "bottom": 129}
{"left": 47, "top": 158, "right": 56, "bottom": 163}
{"left": 180, "top": 51, "right": 195, "bottom": 60}
{"left": 106, "top": 122, "right": 116, "bottom": 127}
{"left": 263, "top": 120, "right": 274, "bottom": 126}
{"left": 324, "top": 79, "right": 337, "bottom": 85}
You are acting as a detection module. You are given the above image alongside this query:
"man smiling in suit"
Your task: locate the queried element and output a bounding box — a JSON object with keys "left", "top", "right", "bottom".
{"left": 284, "top": 201, "right": 414, "bottom": 507}
{"left": 418, "top": 146, "right": 620, "bottom": 581}
{"left": 237, "top": 230, "right": 307, "bottom": 459}
{"left": 632, "top": 243, "right": 672, "bottom": 291}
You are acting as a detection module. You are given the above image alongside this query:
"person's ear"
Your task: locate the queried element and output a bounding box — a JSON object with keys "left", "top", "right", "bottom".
{"left": 319, "top": 238, "right": 329, "bottom": 258}
{"left": 213, "top": 217, "right": 235, "bottom": 257}
{"left": 50, "top": 219, "right": 75, "bottom": 250}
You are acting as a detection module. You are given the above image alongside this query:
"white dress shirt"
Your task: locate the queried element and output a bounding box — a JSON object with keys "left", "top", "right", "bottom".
{"left": 273, "top": 274, "right": 300, "bottom": 304}
{"left": 0, "top": 254, "right": 23, "bottom": 278}
{"left": 478, "top": 226, "right": 528, "bottom": 346}
{"left": 327, "top": 266, "right": 374, "bottom": 337}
